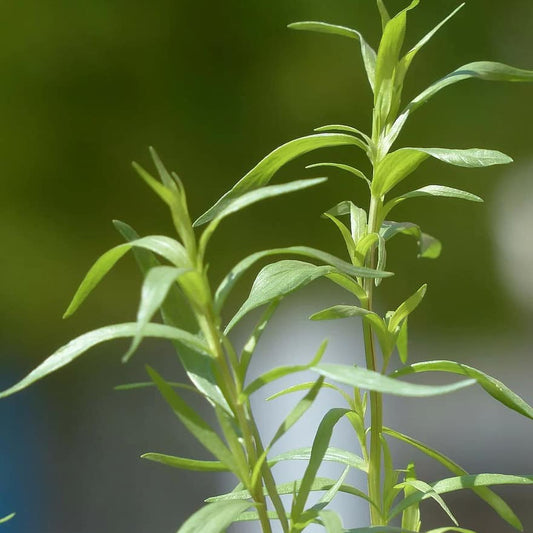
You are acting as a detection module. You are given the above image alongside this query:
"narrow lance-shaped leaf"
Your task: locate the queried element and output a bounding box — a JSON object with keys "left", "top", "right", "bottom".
{"left": 391, "top": 360, "right": 533, "bottom": 420}
{"left": 314, "top": 124, "right": 371, "bottom": 144}
{"left": 386, "top": 61, "right": 533, "bottom": 149}
{"left": 142, "top": 453, "right": 228, "bottom": 473}
{"left": 147, "top": 366, "right": 237, "bottom": 471}
{"left": 312, "top": 363, "right": 475, "bottom": 397}
{"left": 389, "top": 474, "right": 533, "bottom": 520}
{"left": 214, "top": 245, "right": 391, "bottom": 313}
{"left": 389, "top": 284, "right": 426, "bottom": 332}
{"left": 384, "top": 426, "right": 523, "bottom": 531}
{"left": 0, "top": 514, "right": 15, "bottom": 525}
{"left": 194, "top": 133, "right": 366, "bottom": 226}
{"left": 319, "top": 509, "right": 344, "bottom": 533}
{"left": 63, "top": 236, "right": 189, "bottom": 318}
{"left": 124, "top": 265, "right": 190, "bottom": 362}
{"left": 0, "top": 323, "right": 210, "bottom": 399}
{"left": 307, "top": 163, "right": 371, "bottom": 188}
{"left": 288, "top": 22, "right": 377, "bottom": 91}
{"left": 372, "top": 147, "right": 512, "bottom": 198}
{"left": 376, "top": 0, "right": 391, "bottom": 31}
{"left": 177, "top": 500, "right": 252, "bottom": 533}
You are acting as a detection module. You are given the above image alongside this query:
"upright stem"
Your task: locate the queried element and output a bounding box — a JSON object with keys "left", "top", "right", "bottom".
{"left": 364, "top": 194, "right": 385, "bottom": 525}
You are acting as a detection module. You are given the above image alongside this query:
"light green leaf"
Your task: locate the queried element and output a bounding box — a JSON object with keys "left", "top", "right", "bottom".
{"left": 226, "top": 260, "right": 335, "bottom": 332}
{"left": 307, "top": 163, "right": 371, "bottom": 187}
{"left": 386, "top": 61, "right": 533, "bottom": 149}
{"left": 270, "top": 446, "right": 367, "bottom": 473}
{"left": 397, "top": 318, "right": 408, "bottom": 364}
{"left": 389, "top": 474, "right": 533, "bottom": 520}
{"left": 314, "top": 124, "right": 371, "bottom": 144}
{"left": 372, "top": 147, "right": 512, "bottom": 198}
{"left": 425, "top": 528, "right": 477, "bottom": 533}
{"left": 214, "top": 246, "right": 391, "bottom": 314}
{"left": 233, "top": 510, "right": 286, "bottom": 522}
{"left": 147, "top": 367, "right": 237, "bottom": 472}
{"left": 194, "top": 133, "right": 365, "bottom": 226}
{"left": 63, "top": 236, "right": 189, "bottom": 318}
{"left": 345, "top": 528, "right": 475, "bottom": 533}
{"left": 312, "top": 363, "right": 475, "bottom": 397}
{"left": 115, "top": 381, "right": 198, "bottom": 394}
{"left": 319, "top": 509, "right": 344, "bottom": 533}
{"left": 400, "top": 4, "right": 465, "bottom": 76}
{"left": 400, "top": 463, "right": 420, "bottom": 532}
{"left": 325, "top": 272, "right": 368, "bottom": 304}
{"left": 267, "top": 380, "right": 354, "bottom": 406}
{"left": 288, "top": 22, "right": 377, "bottom": 90}
{"left": 389, "top": 284, "right": 427, "bottom": 332}
{"left": 124, "top": 266, "right": 190, "bottom": 362}
{"left": 292, "top": 409, "right": 351, "bottom": 521}
{"left": 269, "top": 377, "right": 324, "bottom": 448}
{"left": 142, "top": 453, "right": 227, "bottom": 472}
{"left": 323, "top": 213, "right": 357, "bottom": 262}
{"left": 0, "top": 323, "right": 210, "bottom": 399}
{"left": 391, "top": 360, "right": 533, "bottom": 420}
{"left": 177, "top": 500, "right": 252, "bottom": 533}
{"left": 384, "top": 427, "right": 522, "bottom": 530}
{"left": 114, "top": 221, "right": 229, "bottom": 413}
{"left": 207, "top": 476, "right": 371, "bottom": 504}
{"left": 243, "top": 340, "right": 327, "bottom": 397}
{"left": 380, "top": 221, "right": 441, "bottom": 259}
{"left": 384, "top": 185, "right": 483, "bottom": 216}
{"left": 376, "top": 0, "right": 391, "bottom": 31}
{"left": 0, "top": 514, "right": 15, "bottom": 525}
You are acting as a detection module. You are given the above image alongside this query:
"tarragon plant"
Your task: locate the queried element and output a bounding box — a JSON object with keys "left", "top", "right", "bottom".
{"left": 2, "top": 1, "right": 533, "bottom": 532}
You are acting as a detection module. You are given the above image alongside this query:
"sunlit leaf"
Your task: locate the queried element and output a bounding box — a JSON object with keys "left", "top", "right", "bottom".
{"left": 391, "top": 360, "right": 533, "bottom": 420}
{"left": 142, "top": 453, "right": 228, "bottom": 472}
{"left": 177, "top": 500, "right": 252, "bottom": 533}
{"left": 194, "top": 133, "right": 365, "bottom": 226}
{"left": 124, "top": 266, "right": 190, "bottom": 362}
{"left": 0, "top": 323, "right": 210, "bottom": 399}
{"left": 0, "top": 513, "right": 15, "bottom": 525}
{"left": 63, "top": 236, "right": 189, "bottom": 318}
{"left": 307, "top": 163, "right": 371, "bottom": 187}
{"left": 389, "top": 474, "right": 533, "bottom": 520}
{"left": 312, "top": 363, "right": 475, "bottom": 397}
{"left": 372, "top": 147, "right": 511, "bottom": 198}
{"left": 314, "top": 124, "right": 371, "bottom": 144}
{"left": 389, "top": 284, "right": 426, "bottom": 332}
{"left": 214, "top": 245, "right": 391, "bottom": 314}
{"left": 383, "top": 427, "right": 523, "bottom": 530}
{"left": 288, "top": 22, "right": 377, "bottom": 90}
{"left": 319, "top": 509, "right": 344, "bottom": 533}
{"left": 376, "top": 0, "right": 391, "bottom": 31}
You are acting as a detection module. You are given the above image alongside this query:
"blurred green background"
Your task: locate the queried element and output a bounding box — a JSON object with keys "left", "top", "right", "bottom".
{"left": 1, "top": 0, "right": 532, "bottom": 531}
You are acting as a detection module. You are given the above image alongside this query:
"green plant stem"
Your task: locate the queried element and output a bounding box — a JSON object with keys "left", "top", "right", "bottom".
{"left": 364, "top": 194, "right": 385, "bottom": 525}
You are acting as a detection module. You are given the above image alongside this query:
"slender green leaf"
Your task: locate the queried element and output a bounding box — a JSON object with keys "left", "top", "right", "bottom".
{"left": 390, "top": 474, "right": 533, "bottom": 520}
{"left": 124, "top": 266, "right": 190, "bottom": 362}
{"left": 384, "top": 184, "right": 483, "bottom": 216}
{"left": 194, "top": 133, "right": 365, "bottom": 226}
{"left": 114, "top": 221, "right": 228, "bottom": 413}
{"left": 207, "top": 477, "right": 371, "bottom": 504}
{"left": 270, "top": 446, "right": 366, "bottom": 473}
{"left": 319, "top": 509, "right": 344, "bottom": 533}
{"left": 386, "top": 61, "right": 533, "bottom": 149}
{"left": 267, "top": 380, "right": 354, "bottom": 406}
{"left": 391, "top": 360, "right": 533, "bottom": 420}
{"left": 63, "top": 236, "right": 189, "bottom": 318}
{"left": 372, "top": 147, "right": 512, "bottom": 198}
{"left": 314, "top": 124, "right": 371, "bottom": 144}
{"left": 288, "top": 22, "right": 377, "bottom": 90}
{"left": 380, "top": 221, "right": 441, "bottom": 259}
{"left": 345, "top": 528, "right": 475, "bottom": 533}
{"left": 376, "top": 0, "right": 391, "bottom": 31}
{"left": 308, "top": 163, "right": 371, "bottom": 187}
{"left": 397, "top": 318, "right": 408, "bottom": 364}
{"left": 291, "top": 408, "right": 350, "bottom": 520}
{"left": 147, "top": 367, "right": 237, "bottom": 471}
{"left": 233, "top": 510, "right": 286, "bottom": 522}
{"left": 312, "top": 363, "right": 475, "bottom": 397}
{"left": 115, "top": 381, "right": 198, "bottom": 394}
{"left": 323, "top": 213, "right": 357, "bottom": 262}
{"left": 0, "top": 323, "right": 210, "bottom": 399}
{"left": 389, "top": 284, "right": 427, "bottom": 332}
{"left": 142, "top": 453, "right": 227, "bottom": 472}
{"left": 177, "top": 500, "right": 252, "bottom": 533}
{"left": 326, "top": 272, "right": 368, "bottom": 304}
{"left": 425, "top": 529, "right": 477, "bottom": 533}
{"left": 0, "top": 514, "right": 15, "bottom": 525}
{"left": 243, "top": 340, "right": 327, "bottom": 397}
{"left": 400, "top": 463, "right": 421, "bottom": 532}
{"left": 384, "top": 427, "right": 522, "bottom": 530}
{"left": 214, "top": 246, "right": 391, "bottom": 313}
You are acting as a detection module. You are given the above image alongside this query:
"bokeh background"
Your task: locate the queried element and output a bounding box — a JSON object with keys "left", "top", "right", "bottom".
{"left": 1, "top": 0, "right": 532, "bottom": 531}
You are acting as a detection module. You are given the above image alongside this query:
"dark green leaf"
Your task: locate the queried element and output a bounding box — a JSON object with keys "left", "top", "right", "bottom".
{"left": 177, "top": 500, "right": 252, "bottom": 533}
{"left": 312, "top": 363, "right": 475, "bottom": 397}
{"left": 0, "top": 323, "right": 210, "bottom": 399}
{"left": 391, "top": 360, "right": 533, "bottom": 420}
{"left": 194, "top": 133, "right": 365, "bottom": 226}
{"left": 288, "top": 22, "right": 377, "bottom": 90}
{"left": 147, "top": 367, "right": 237, "bottom": 471}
